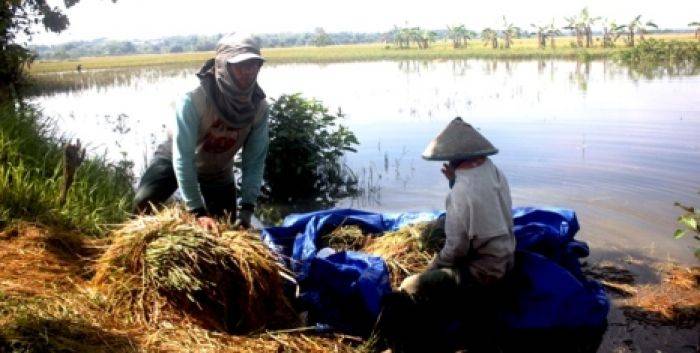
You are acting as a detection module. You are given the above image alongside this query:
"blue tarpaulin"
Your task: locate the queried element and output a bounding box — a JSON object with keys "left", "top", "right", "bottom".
{"left": 261, "top": 207, "right": 609, "bottom": 335}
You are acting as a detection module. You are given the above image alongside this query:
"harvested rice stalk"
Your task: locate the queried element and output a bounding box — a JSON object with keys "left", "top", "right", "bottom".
{"left": 0, "top": 316, "right": 136, "bottom": 353}
{"left": 321, "top": 226, "right": 372, "bottom": 252}
{"left": 144, "top": 322, "right": 364, "bottom": 353}
{"left": 92, "top": 207, "right": 297, "bottom": 333}
{"left": 622, "top": 266, "right": 700, "bottom": 328}
{"left": 362, "top": 222, "right": 443, "bottom": 288}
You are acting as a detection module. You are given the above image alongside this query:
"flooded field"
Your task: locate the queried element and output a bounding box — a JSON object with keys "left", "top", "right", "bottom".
{"left": 31, "top": 59, "right": 700, "bottom": 263}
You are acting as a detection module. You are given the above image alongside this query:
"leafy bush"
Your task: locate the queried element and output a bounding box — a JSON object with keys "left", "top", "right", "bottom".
{"left": 674, "top": 199, "right": 700, "bottom": 259}
{"left": 261, "top": 94, "right": 358, "bottom": 216}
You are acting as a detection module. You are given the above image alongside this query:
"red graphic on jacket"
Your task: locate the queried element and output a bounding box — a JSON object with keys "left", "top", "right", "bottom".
{"left": 202, "top": 119, "right": 240, "bottom": 153}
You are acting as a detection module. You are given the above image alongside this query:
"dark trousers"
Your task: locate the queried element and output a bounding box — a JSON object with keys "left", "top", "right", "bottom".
{"left": 133, "top": 158, "right": 237, "bottom": 222}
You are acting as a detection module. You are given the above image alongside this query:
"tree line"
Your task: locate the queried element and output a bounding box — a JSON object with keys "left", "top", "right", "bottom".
{"left": 31, "top": 30, "right": 386, "bottom": 60}
{"left": 392, "top": 9, "right": 699, "bottom": 50}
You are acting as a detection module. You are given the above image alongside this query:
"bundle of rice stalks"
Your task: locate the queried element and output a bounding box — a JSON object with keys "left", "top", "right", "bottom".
{"left": 92, "top": 207, "right": 297, "bottom": 333}
{"left": 362, "top": 222, "right": 443, "bottom": 288}
{"left": 321, "top": 225, "right": 372, "bottom": 252}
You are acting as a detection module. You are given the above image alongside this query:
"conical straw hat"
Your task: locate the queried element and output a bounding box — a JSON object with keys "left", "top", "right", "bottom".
{"left": 422, "top": 117, "right": 498, "bottom": 161}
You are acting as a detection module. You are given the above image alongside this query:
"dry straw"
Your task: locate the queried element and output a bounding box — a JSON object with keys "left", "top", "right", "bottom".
{"left": 622, "top": 265, "right": 700, "bottom": 328}
{"left": 92, "top": 207, "right": 297, "bottom": 333}
{"left": 321, "top": 221, "right": 445, "bottom": 288}
{"left": 321, "top": 225, "right": 372, "bottom": 252}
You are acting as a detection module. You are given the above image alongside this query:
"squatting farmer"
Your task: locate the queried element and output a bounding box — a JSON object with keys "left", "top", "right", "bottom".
{"left": 379, "top": 117, "right": 516, "bottom": 353}
{"left": 133, "top": 33, "right": 269, "bottom": 230}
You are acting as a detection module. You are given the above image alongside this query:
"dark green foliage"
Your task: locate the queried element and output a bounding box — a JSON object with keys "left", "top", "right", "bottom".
{"left": 673, "top": 199, "right": 700, "bottom": 259}
{"left": 263, "top": 94, "right": 358, "bottom": 207}
{"left": 1, "top": 0, "right": 116, "bottom": 101}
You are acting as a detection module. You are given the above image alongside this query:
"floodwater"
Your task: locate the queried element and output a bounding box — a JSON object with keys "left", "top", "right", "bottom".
{"left": 31, "top": 59, "right": 700, "bottom": 264}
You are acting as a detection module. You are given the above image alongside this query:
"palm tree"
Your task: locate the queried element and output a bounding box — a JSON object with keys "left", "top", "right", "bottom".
{"left": 481, "top": 28, "right": 498, "bottom": 49}
{"left": 690, "top": 22, "right": 700, "bottom": 40}
{"left": 501, "top": 16, "right": 520, "bottom": 49}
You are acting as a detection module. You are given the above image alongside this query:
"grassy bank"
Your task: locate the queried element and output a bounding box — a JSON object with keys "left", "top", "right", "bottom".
{"left": 0, "top": 103, "right": 133, "bottom": 234}
{"left": 30, "top": 34, "right": 696, "bottom": 73}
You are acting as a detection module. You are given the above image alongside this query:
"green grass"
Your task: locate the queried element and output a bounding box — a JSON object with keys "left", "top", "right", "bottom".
{"left": 0, "top": 103, "right": 134, "bottom": 234}
{"left": 30, "top": 34, "right": 697, "bottom": 74}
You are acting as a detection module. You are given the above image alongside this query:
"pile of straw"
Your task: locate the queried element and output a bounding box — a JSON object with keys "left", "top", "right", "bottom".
{"left": 363, "top": 224, "right": 436, "bottom": 288}
{"left": 319, "top": 221, "right": 445, "bottom": 288}
{"left": 622, "top": 265, "right": 700, "bottom": 328}
{"left": 321, "top": 226, "right": 373, "bottom": 252}
{"left": 92, "top": 208, "right": 297, "bottom": 333}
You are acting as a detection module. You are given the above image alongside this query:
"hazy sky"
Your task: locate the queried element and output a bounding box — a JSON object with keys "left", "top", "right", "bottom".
{"left": 31, "top": 0, "right": 700, "bottom": 45}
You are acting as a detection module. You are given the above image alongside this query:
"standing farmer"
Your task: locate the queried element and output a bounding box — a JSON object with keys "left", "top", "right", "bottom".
{"left": 134, "top": 33, "right": 269, "bottom": 230}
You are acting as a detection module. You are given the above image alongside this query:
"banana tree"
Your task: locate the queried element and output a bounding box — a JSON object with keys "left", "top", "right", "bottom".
{"left": 688, "top": 22, "right": 700, "bottom": 41}
{"left": 447, "top": 25, "right": 465, "bottom": 48}
{"left": 564, "top": 15, "right": 584, "bottom": 47}
{"left": 481, "top": 28, "right": 498, "bottom": 48}
{"left": 407, "top": 27, "right": 434, "bottom": 49}
{"left": 579, "top": 8, "right": 600, "bottom": 48}
{"left": 421, "top": 30, "right": 437, "bottom": 49}
{"left": 501, "top": 16, "right": 520, "bottom": 49}
{"left": 627, "top": 15, "right": 657, "bottom": 46}
{"left": 546, "top": 21, "right": 562, "bottom": 48}
{"left": 602, "top": 19, "right": 625, "bottom": 47}
{"left": 464, "top": 30, "right": 477, "bottom": 47}
{"left": 531, "top": 24, "right": 548, "bottom": 48}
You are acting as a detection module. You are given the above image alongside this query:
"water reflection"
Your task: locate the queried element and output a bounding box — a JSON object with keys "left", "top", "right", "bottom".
{"left": 29, "top": 58, "right": 700, "bottom": 263}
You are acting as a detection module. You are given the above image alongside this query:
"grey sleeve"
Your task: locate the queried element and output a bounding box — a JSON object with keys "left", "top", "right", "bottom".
{"left": 433, "top": 190, "right": 471, "bottom": 268}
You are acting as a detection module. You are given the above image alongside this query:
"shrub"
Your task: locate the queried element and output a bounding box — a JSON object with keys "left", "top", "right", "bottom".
{"left": 674, "top": 198, "right": 700, "bottom": 259}
{"left": 261, "top": 94, "right": 359, "bottom": 213}
{"left": 614, "top": 39, "right": 700, "bottom": 78}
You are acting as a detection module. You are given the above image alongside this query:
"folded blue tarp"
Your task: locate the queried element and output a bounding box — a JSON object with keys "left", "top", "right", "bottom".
{"left": 261, "top": 207, "right": 609, "bottom": 335}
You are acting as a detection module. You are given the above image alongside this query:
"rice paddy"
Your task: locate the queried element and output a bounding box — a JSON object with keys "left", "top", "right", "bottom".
{"left": 28, "top": 33, "right": 696, "bottom": 74}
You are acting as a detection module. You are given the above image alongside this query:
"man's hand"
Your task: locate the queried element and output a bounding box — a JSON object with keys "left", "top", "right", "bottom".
{"left": 197, "top": 216, "right": 219, "bottom": 234}
{"left": 234, "top": 209, "right": 253, "bottom": 229}
{"left": 441, "top": 163, "right": 455, "bottom": 183}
